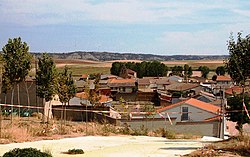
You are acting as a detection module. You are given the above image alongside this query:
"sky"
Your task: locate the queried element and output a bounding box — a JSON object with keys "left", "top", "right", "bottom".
{"left": 0, "top": 0, "right": 250, "bottom": 55}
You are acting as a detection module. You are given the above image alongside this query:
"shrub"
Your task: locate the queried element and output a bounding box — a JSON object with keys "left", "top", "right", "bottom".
{"left": 155, "top": 128, "right": 176, "bottom": 139}
{"left": 131, "top": 125, "right": 148, "bottom": 136}
{"left": 67, "top": 149, "right": 84, "bottom": 154}
{"left": 3, "top": 148, "right": 52, "bottom": 157}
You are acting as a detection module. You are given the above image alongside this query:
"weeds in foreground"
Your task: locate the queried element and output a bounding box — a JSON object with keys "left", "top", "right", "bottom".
{"left": 185, "top": 134, "right": 250, "bottom": 157}
{"left": 153, "top": 128, "right": 176, "bottom": 139}
{"left": 0, "top": 116, "right": 200, "bottom": 144}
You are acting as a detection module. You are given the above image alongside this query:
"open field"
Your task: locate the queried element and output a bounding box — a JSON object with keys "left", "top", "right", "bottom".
{"left": 54, "top": 59, "right": 224, "bottom": 75}
{"left": 28, "top": 59, "right": 225, "bottom": 77}
{"left": 162, "top": 60, "right": 224, "bottom": 70}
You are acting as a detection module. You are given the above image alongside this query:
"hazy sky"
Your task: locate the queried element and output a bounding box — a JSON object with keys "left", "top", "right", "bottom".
{"left": 0, "top": 0, "right": 250, "bottom": 55}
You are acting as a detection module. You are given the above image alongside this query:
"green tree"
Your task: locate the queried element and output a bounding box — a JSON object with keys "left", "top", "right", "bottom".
{"left": 216, "top": 66, "right": 226, "bottom": 76}
{"left": 110, "top": 61, "right": 168, "bottom": 78}
{"left": 110, "top": 62, "right": 122, "bottom": 76}
{"left": 57, "top": 66, "right": 76, "bottom": 123}
{"left": 1, "top": 75, "right": 11, "bottom": 103}
{"left": 172, "top": 65, "right": 183, "bottom": 76}
{"left": 84, "top": 74, "right": 101, "bottom": 106}
{"left": 199, "top": 66, "right": 210, "bottom": 78}
{"left": 187, "top": 66, "right": 193, "bottom": 78}
{"left": 225, "top": 32, "right": 250, "bottom": 85}
{"left": 36, "top": 53, "right": 57, "bottom": 122}
{"left": 1, "top": 37, "right": 32, "bottom": 121}
{"left": 225, "top": 32, "right": 250, "bottom": 135}
{"left": 226, "top": 94, "right": 250, "bottom": 135}
{"left": 184, "top": 64, "right": 192, "bottom": 80}
{"left": 212, "top": 75, "right": 217, "bottom": 81}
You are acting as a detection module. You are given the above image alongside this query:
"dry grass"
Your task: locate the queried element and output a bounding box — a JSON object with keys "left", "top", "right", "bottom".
{"left": 0, "top": 115, "right": 201, "bottom": 144}
{"left": 0, "top": 116, "right": 130, "bottom": 144}
{"left": 185, "top": 135, "right": 250, "bottom": 157}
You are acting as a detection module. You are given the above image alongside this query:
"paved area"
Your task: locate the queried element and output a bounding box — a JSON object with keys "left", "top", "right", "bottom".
{"left": 0, "top": 136, "right": 209, "bottom": 157}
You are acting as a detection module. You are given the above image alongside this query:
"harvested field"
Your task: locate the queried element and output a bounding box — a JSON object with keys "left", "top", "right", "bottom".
{"left": 105, "top": 60, "right": 142, "bottom": 63}
{"left": 28, "top": 59, "right": 225, "bottom": 77}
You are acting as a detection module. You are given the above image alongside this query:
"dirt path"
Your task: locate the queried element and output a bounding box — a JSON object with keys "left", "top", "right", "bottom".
{"left": 0, "top": 136, "right": 207, "bottom": 157}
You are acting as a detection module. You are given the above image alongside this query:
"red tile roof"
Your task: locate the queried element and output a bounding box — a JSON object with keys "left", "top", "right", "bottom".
{"left": 75, "top": 92, "right": 112, "bottom": 103}
{"left": 216, "top": 75, "right": 231, "bottom": 81}
{"left": 225, "top": 86, "right": 243, "bottom": 95}
{"left": 157, "top": 98, "right": 220, "bottom": 114}
{"left": 166, "top": 83, "right": 200, "bottom": 91}
{"left": 108, "top": 78, "right": 136, "bottom": 87}
{"left": 81, "top": 74, "right": 88, "bottom": 78}
{"left": 109, "top": 78, "right": 135, "bottom": 83}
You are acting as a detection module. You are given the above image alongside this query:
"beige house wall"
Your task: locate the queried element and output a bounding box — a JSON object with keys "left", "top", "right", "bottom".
{"left": 156, "top": 103, "right": 217, "bottom": 122}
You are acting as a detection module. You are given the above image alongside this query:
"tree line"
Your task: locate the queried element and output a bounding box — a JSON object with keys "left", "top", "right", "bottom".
{"left": 110, "top": 61, "right": 168, "bottom": 78}
{"left": 111, "top": 61, "right": 228, "bottom": 79}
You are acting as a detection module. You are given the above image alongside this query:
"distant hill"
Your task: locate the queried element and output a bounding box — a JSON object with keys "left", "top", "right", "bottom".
{"left": 32, "top": 51, "right": 228, "bottom": 61}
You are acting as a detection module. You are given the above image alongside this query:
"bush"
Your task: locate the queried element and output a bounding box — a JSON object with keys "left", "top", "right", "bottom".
{"left": 131, "top": 125, "right": 148, "bottom": 136}
{"left": 67, "top": 149, "right": 84, "bottom": 154}
{"left": 3, "top": 148, "right": 52, "bottom": 157}
{"left": 156, "top": 128, "right": 176, "bottom": 139}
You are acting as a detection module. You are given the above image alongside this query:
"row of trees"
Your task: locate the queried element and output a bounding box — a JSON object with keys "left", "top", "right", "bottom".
{"left": 1, "top": 37, "right": 76, "bottom": 123}
{"left": 111, "top": 61, "right": 168, "bottom": 78}
{"left": 111, "top": 61, "right": 227, "bottom": 79}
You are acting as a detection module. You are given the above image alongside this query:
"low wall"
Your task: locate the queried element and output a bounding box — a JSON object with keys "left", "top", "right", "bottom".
{"left": 52, "top": 105, "right": 110, "bottom": 122}
{"left": 118, "top": 119, "right": 220, "bottom": 137}
{"left": 52, "top": 106, "right": 220, "bottom": 137}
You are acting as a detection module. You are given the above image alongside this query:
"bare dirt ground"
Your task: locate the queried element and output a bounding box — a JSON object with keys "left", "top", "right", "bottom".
{"left": 0, "top": 136, "right": 206, "bottom": 157}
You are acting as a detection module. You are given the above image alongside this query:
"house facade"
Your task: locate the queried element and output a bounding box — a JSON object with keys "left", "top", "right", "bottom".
{"left": 108, "top": 78, "right": 136, "bottom": 94}
{"left": 156, "top": 98, "right": 220, "bottom": 122}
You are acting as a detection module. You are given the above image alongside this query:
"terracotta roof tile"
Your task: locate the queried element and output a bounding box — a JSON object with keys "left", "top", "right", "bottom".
{"left": 157, "top": 98, "right": 220, "bottom": 114}
{"left": 225, "top": 86, "right": 243, "bottom": 95}
{"left": 109, "top": 78, "right": 136, "bottom": 83}
{"left": 81, "top": 74, "right": 88, "bottom": 78}
{"left": 75, "top": 92, "right": 112, "bottom": 103}
{"left": 166, "top": 83, "right": 199, "bottom": 91}
{"left": 216, "top": 75, "right": 231, "bottom": 81}
{"left": 108, "top": 78, "right": 136, "bottom": 87}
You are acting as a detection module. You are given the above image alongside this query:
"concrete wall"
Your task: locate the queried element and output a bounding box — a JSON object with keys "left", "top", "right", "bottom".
{"left": 118, "top": 118, "right": 220, "bottom": 137}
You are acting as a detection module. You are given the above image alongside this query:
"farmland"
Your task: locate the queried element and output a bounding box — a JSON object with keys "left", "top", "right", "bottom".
{"left": 53, "top": 59, "right": 224, "bottom": 78}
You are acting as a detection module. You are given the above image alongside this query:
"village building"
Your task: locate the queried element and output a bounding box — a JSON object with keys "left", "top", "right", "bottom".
{"left": 158, "top": 83, "right": 201, "bottom": 105}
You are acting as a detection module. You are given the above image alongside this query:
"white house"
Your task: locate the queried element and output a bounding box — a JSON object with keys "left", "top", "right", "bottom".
{"left": 156, "top": 98, "right": 220, "bottom": 123}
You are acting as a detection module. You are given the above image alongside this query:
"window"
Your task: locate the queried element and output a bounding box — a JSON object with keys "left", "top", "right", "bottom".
{"left": 181, "top": 107, "right": 189, "bottom": 121}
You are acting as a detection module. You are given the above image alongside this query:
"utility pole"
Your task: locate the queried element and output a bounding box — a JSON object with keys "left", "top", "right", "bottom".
{"left": 220, "top": 87, "right": 225, "bottom": 139}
